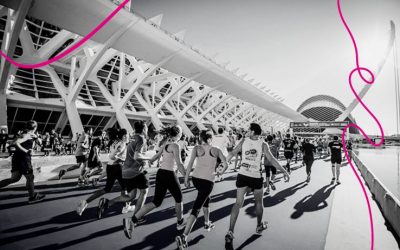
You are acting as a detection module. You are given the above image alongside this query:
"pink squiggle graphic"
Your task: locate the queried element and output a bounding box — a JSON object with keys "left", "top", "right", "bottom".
{"left": 0, "top": 0, "right": 129, "bottom": 69}
{"left": 337, "top": 0, "right": 386, "bottom": 250}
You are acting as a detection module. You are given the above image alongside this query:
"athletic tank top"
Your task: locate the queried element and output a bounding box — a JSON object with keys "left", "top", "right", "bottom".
{"left": 192, "top": 145, "right": 218, "bottom": 182}
{"left": 160, "top": 143, "right": 177, "bottom": 172}
{"left": 108, "top": 141, "right": 125, "bottom": 165}
{"left": 239, "top": 138, "right": 264, "bottom": 178}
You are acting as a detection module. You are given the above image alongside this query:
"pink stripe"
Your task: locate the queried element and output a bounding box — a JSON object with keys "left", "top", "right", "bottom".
{"left": 0, "top": 0, "right": 129, "bottom": 69}
{"left": 337, "top": 1, "right": 386, "bottom": 249}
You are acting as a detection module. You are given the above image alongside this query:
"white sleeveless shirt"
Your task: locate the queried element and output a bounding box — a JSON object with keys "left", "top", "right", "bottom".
{"left": 239, "top": 138, "right": 264, "bottom": 178}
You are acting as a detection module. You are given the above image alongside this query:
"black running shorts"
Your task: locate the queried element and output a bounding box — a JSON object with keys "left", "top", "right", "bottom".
{"left": 236, "top": 174, "right": 263, "bottom": 191}
{"left": 331, "top": 156, "right": 342, "bottom": 164}
{"left": 76, "top": 155, "right": 87, "bottom": 163}
{"left": 284, "top": 151, "right": 294, "bottom": 160}
{"left": 124, "top": 173, "right": 149, "bottom": 192}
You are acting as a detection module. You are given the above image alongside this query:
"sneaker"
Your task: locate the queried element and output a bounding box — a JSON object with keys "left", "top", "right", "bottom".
{"left": 204, "top": 221, "right": 215, "bottom": 231}
{"left": 255, "top": 221, "right": 268, "bottom": 235}
{"left": 270, "top": 182, "right": 276, "bottom": 191}
{"left": 92, "top": 178, "right": 99, "bottom": 187}
{"left": 264, "top": 188, "right": 270, "bottom": 195}
{"left": 97, "top": 198, "right": 109, "bottom": 219}
{"left": 77, "top": 179, "right": 85, "bottom": 187}
{"left": 331, "top": 178, "right": 336, "bottom": 184}
{"left": 176, "top": 235, "right": 188, "bottom": 250}
{"left": 336, "top": 179, "right": 341, "bottom": 185}
{"left": 77, "top": 200, "right": 88, "bottom": 216}
{"left": 177, "top": 218, "right": 186, "bottom": 230}
{"left": 28, "top": 193, "right": 45, "bottom": 204}
{"left": 122, "top": 203, "right": 136, "bottom": 214}
{"left": 225, "top": 231, "right": 234, "bottom": 243}
{"left": 137, "top": 217, "right": 146, "bottom": 224}
{"left": 123, "top": 218, "right": 135, "bottom": 239}
{"left": 306, "top": 175, "right": 311, "bottom": 183}
{"left": 58, "top": 169, "right": 66, "bottom": 180}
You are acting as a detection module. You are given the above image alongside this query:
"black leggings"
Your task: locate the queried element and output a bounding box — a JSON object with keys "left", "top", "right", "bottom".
{"left": 264, "top": 165, "right": 277, "bottom": 178}
{"left": 191, "top": 177, "right": 214, "bottom": 217}
{"left": 303, "top": 156, "right": 314, "bottom": 175}
{"left": 152, "top": 169, "right": 182, "bottom": 207}
{"left": 0, "top": 170, "right": 35, "bottom": 198}
{"left": 104, "top": 163, "right": 124, "bottom": 192}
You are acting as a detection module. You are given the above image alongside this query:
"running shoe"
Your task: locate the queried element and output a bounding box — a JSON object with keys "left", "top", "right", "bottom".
{"left": 137, "top": 217, "right": 146, "bottom": 224}
{"left": 58, "top": 169, "right": 66, "bottom": 180}
{"left": 331, "top": 178, "right": 336, "bottom": 184}
{"left": 123, "top": 218, "right": 135, "bottom": 239}
{"left": 77, "top": 200, "right": 88, "bottom": 216}
{"left": 122, "top": 203, "right": 136, "bottom": 214}
{"left": 77, "top": 179, "right": 85, "bottom": 187}
{"left": 336, "top": 179, "right": 341, "bottom": 185}
{"left": 97, "top": 198, "right": 109, "bottom": 219}
{"left": 264, "top": 188, "right": 270, "bottom": 195}
{"left": 176, "top": 235, "right": 188, "bottom": 250}
{"left": 270, "top": 181, "right": 276, "bottom": 191}
{"left": 177, "top": 218, "right": 186, "bottom": 230}
{"left": 225, "top": 231, "right": 234, "bottom": 243}
{"left": 92, "top": 177, "right": 99, "bottom": 187}
{"left": 306, "top": 175, "right": 311, "bottom": 183}
{"left": 28, "top": 193, "right": 45, "bottom": 204}
{"left": 255, "top": 221, "right": 268, "bottom": 235}
{"left": 204, "top": 221, "right": 215, "bottom": 231}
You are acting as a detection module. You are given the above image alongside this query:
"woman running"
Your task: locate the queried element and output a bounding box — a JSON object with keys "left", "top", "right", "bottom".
{"left": 123, "top": 125, "right": 187, "bottom": 239}
{"left": 0, "top": 120, "right": 45, "bottom": 203}
{"left": 76, "top": 128, "right": 128, "bottom": 217}
{"left": 175, "top": 130, "right": 229, "bottom": 249}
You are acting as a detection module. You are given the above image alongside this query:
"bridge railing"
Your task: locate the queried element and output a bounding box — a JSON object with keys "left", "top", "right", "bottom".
{"left": 352, "top": 152, "right": 400, "bottom": 238}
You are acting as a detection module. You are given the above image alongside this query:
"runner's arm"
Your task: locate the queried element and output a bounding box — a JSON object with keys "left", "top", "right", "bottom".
{"left": 217, "top": 148, "right": 229, "bottom": 175}
{"left": 15, "top": 134, "right": 30, "bottom": 153}
{"left": 184, "top": 146, "right": 198, "bottom": 185}
{"left": 226, "top": 138, "right": 244, "bottom": 162}
{"left": 171, "top": 143, "right": 186, "bottom": 176}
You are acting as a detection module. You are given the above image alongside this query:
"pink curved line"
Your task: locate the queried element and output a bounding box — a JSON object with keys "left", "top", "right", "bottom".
{"left": 0, "top": 0, "right": 129, "bottom": 69}
{"left": 337, "top": 1, "right": 386, "bottom": 250}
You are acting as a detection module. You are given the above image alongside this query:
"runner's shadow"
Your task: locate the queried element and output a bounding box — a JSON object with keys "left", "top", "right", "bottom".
{"left": 236, "top": 234, "right": 262, "bottom": 250}
{"left": 263, "top": 181, "right": 308, "bottom": 208}
{"left": 291, "top": 184, "right": 337, "bottom": 219}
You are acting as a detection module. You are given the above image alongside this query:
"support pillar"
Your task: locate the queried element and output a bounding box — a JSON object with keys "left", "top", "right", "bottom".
{"left": 0, "top": 0, "right": 32, "bottom": 132}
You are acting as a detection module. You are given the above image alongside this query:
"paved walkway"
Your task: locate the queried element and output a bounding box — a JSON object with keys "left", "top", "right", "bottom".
{"left": 0, "top": 156, "right": 398, "bottom": 250}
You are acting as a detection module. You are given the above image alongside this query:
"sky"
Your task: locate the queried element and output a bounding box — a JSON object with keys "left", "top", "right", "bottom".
{"left": 131, "top": 0, "right": 400, "bottom": 135}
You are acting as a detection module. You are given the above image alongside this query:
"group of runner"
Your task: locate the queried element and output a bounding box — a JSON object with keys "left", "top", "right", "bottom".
{"left": 0, "top": 119, "right": 352, "bottom": 249}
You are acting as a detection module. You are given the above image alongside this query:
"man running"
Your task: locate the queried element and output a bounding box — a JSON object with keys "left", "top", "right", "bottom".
{"left": 58, "top": 128, "right": 91, "bottom": 185}
{"left": 282, "top": 134, "right": 295, "bottom": 173}
{"left": 328, "top": 136, "right": 343, "bottom": 184}
{"left": 225, "top": 123, "right": 290, "bottom": 244}
{"left": 302, "top": 139, "right": 316, "bottom": 183}
{"left": 97, "top": 121, "right": 151, "bottom": 216}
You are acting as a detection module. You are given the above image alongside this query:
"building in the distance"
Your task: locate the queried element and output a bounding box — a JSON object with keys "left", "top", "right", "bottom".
{"left": 295, "top": 95, "right": 359, "bottom": 135}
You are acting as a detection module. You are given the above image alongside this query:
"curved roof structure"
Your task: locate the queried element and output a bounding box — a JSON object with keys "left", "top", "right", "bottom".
{"left": 0, "top": 0, "right": 305, "bottom": 137}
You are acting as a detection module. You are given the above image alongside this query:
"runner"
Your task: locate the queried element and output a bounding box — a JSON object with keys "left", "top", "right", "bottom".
{"left": 264, "top": 135, "right": 278, "bottom": 195}
{"left": 96, "top": 121, "right": 152, "bottom": 217}
{"left": 272, "top": 132, "right": 282, "bottom": 160}
{"left": 345, "top": 140, "right": 353, "bottom": 161}
{"left": 76, "top": 128, "right": 127, "bottom": 217}
{"left": 84, "top": 133, "right": 103, "bottom": 183}
{"left": 328, "top": 136, "right": 343, "bottom": 184}
{"left": 58, "top": 128, "right": 91, "bottom": 185}
{"left": 123, "top": 125, "right": 187, "bottom": 239}
{"left": 224, "top": 123, "right": 290, "bottom": 244}
{"left": 212, "top": 127, "right": 229, "bottom": 181}
{"left": 317, "top": 138, "right": 324, "bottom": 159}
{"left": 175, "top": 130, "right": 229, "bottom": 249}
{"left": 282, "top": 134, "right": 295, "bottom": 173}
{"left": 0, "top": 120, "right": 45, "bottom": 203}
{"left": 302, "top": 138, "right": 316, "bottom": 183}
{"left": 293, "top": 136, "right": 299, "bottom": 163}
